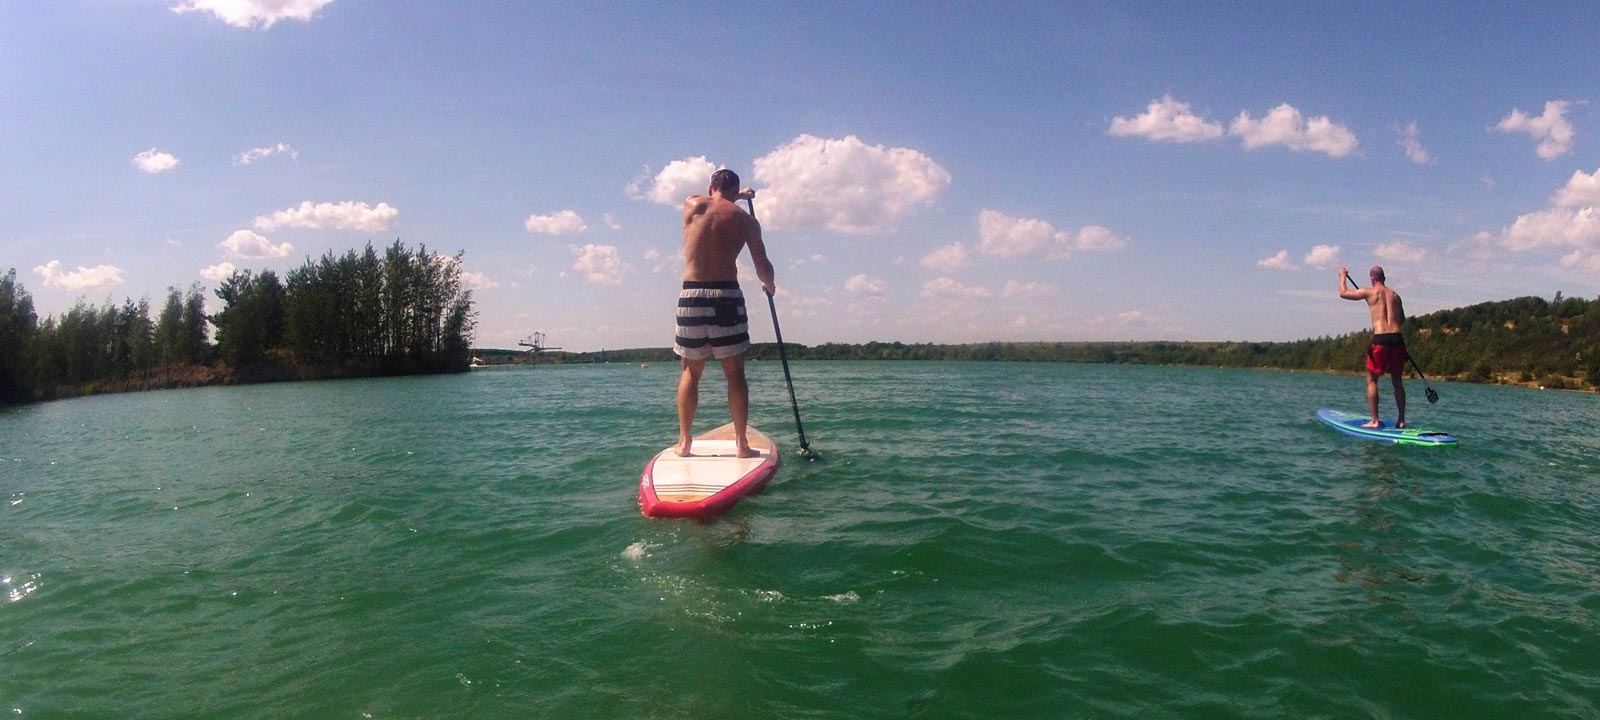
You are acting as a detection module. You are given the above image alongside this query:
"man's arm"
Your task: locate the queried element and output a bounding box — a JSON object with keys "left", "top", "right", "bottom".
{"left": 746, "top": 217, "right": 776, "bottom": 296}
{"left": 1338, "top": 267, "right": 1367, "bottom": 300}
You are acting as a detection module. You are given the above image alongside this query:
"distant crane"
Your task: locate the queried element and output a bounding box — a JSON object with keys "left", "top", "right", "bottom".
{"left": 518, "top": 332, "right": 561, "bottom": 353}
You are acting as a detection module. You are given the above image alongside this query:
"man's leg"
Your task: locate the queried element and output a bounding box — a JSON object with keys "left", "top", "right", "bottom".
{"left": 676, "top": 356, "right": 706, "bottom": 455}
{"left": 1363, "top": 372, "right": 1381, "bottom": 427}
{"left": 719, "top": 354, "right": 757, "bottom": 458}
{"left": 1391, "top": 370, "right": 1407, "bottom": 428}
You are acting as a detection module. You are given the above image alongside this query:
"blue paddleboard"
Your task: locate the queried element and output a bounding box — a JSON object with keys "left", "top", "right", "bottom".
{"left": 1316, "top": 408, "right": 1457, "bottom": 446}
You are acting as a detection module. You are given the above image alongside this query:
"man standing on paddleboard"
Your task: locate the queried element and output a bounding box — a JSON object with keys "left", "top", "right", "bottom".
{"left": 1339, "top": 265, "right": 1406, "bottom": 429}
{"left": 673, "top": 168, "right": 776, "bottom": 458}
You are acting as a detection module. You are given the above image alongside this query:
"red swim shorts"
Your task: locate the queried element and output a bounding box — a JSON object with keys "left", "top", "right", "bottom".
{"left": 1366, "top": 344, "right": 1406, "bottom": 376}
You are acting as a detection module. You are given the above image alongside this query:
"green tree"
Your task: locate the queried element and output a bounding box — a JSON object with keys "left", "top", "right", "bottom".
{"left": 213, "top": 270, "right": 285, "bottom": 366}
{"left": 155, "top": 286, "right": 185, "bottom": 369}
{"left": 0, "top": 269, "right": 40, "bottom": 403}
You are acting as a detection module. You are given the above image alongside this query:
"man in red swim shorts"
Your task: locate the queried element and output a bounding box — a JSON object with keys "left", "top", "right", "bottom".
{"left": 1339, "top": 266, "right": 1407, "bottom": 428}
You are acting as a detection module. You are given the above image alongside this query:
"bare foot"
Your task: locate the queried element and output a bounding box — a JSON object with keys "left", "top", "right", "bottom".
{"left": 674, "top": 440, "right": 694, "bottom": 457}
{"left": 1396, "top": 421, "right": 1406, "bottom": 429}
{"left": 735, "top": 445, "right": 760, "bottom": 459}
{"left": 1361, "top": 420, "right": 1382, "bottom": 429}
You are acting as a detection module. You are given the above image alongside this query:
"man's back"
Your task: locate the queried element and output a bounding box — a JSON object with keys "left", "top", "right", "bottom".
{"left": 682, "top": 195, "right": 757, "bottom": 282}
{"left": 1366, "top": 284, "right": 1404, "bottom": 334}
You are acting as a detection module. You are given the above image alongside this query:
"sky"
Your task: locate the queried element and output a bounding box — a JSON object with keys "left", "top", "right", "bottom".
{"left": 3, "top": 1, "right": 1598, "bottom": 351}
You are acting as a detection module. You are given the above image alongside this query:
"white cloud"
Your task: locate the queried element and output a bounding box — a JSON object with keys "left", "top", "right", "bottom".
{"left": 133, "top": 148, "right": 180, "bottom": 174}
{"left": 602, "top": 213, "right": 623, "bottom": 230}
{"left": 1107, "top": 95, "right": 1224, "bottom": 143}
{"left": 219, "top": 229, "right": 293, "bottom": 258}
{"left": 920, "top": 277, "right": 991, "bottom": 300}
{"left": 751, "top": 134, "right": 951, "bottom": 234}
{"left": 1553, "top": 166, "right": 1600, "bottom": 207}
{"left": 33, "top": 260, "right": 125, "bottom": 290}
{"left": 1374, "top": 240, "right": 1427, "bottom": 263}
{"left": 920, "top": 242, "right": 968, "bottom": 272}
{"left": 525, "top": 209, "right": 587, "bottom": 235}
{"left": 1478, "top": 163, "right": 1600, "bottom": 267}
{"left": 234, "top": 142, "right": 297, "bottom": 166}
{"left": 627, "top": 156, "right": 718, "bottom": 205}
{"left": 254, "top": 201, "right": 397, "bottom": 232}
{"left": 171, "top": 0, "right": 334, "bottom": 28}
{"left": 1494, "top": 100, "right": 1575, "bottom": 161}
{"left": 787, "top": 252, "right": 829, "bottom": 269}
{"left": 1498, "top": 207, "right": 1600, "bottom": 252}
{"left": 844, "top": 274, "right": 886, "bottom": 296}
{"left": 1074, "top": 225, "right": 1126, "bottom": 250}
{"left": 1257, "top": 250, "right": 1295, "bottom": 270}
{"left": 1396, "top": 122, "right": 1432, "bottom": 165}
{"left": 977, "top": 210, "right": 1127, "bottom": 260}
{"left": 460, "top": 270, "right": 499, "bottom": 290}
{"left": 199, "top": 262, "right": 237, "bottom": 282}
{"left": 571, "top": 244, "right": 623, "bottom": 284}
{"left": 1230, "top": 104, "right": 1359, "bottom": 157}
{"left": 979, "top": 210, "right": 1069, "bottom": 259}
{"left": 1302, "top": 244, "right": 1342, "bottom": 269}
{"left": 1002, "top": 280, "right": 1053, "bottom": 299}
{"left": 1116, "top": 310, "right": 1148, "bottom": 325}
{"left": 1559, "top": 249, "right": 1600, "bottom": 272}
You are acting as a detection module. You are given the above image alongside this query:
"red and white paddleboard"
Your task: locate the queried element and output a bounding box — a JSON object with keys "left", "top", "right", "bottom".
{"left": 639, "top": 423, "right": 780, "bottom": 519}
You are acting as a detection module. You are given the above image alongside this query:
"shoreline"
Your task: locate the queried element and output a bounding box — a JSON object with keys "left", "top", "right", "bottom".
{"left": 6, "top": 351, "right": 1591, "bottom": 409}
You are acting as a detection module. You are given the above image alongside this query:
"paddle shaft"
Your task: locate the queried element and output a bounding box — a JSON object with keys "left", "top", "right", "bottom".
{"left": 766, "top": 293, "right": 814, "bottom": 456}
{"left": 1343, "top": 272, "right": 1438, "bottom": 393}
{"left": 746, "top": 197, "right": 817, "bottom": 458}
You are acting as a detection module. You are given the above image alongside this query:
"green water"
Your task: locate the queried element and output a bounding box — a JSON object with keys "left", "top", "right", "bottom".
{"left": 2, "top": 362, "right": 1597, "bottom": 718}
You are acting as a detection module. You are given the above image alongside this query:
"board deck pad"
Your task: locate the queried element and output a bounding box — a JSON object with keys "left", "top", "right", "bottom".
{"left": 1316, "top": 408, "right": 1458, "bottom": 446}
{"left": 639, "top": 423, "right": 781, "bottom": 518}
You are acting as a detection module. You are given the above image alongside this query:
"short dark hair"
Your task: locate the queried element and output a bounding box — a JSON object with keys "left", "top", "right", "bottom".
{"left": 709, "top": 168, "right": 740, "bottom": 193}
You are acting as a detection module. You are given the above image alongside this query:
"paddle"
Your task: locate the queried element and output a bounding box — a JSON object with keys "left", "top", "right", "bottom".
{"left": 1343, "top": 272, "right": 1439, "bottom": 403}
{"left": 746, "top": 196, "right": 820, "bottom": 461}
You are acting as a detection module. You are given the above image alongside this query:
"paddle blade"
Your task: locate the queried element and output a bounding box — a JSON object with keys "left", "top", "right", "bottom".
{"left": 1426, "top": 387, "right": 1439, "bottom": 404}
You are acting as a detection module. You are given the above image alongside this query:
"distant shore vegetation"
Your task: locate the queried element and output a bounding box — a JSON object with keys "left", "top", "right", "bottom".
{"left": 6, "top": 271, "right": 1593, "bottom": 405}
{"left": 1, "top": 241, "right": 476, "bottom": 405}
{"left": 480, "top": 293, "right": 1599, "bottom": 393}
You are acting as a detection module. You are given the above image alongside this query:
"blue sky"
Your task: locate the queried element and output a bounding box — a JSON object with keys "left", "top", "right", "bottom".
{"left": 3, "top": 1, "right": 1598, "bottom": 351}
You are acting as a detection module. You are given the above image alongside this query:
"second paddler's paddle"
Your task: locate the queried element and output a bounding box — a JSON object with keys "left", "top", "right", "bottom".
{"left": 1343, "top": 272, "right": 1439, "bottom": 404}
{"left": 746, "top": 195, "right": 820, "bottom": 461}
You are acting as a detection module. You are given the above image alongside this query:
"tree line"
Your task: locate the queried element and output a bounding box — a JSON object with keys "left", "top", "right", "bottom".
{"left": 1, "top": 241, "right": 476, "bottom": 405}
{"left": 488, "top": 293, "right": 1598, "bottom": 391}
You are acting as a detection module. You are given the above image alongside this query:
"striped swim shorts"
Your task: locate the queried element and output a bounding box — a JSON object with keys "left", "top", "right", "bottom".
{"left": 674, "top": 280, "right": 750, "bottom": 360}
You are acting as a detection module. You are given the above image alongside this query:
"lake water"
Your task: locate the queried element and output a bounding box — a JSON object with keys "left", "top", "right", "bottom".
{"left": 2, "top": 362, "right": 1597, "bottom": 718}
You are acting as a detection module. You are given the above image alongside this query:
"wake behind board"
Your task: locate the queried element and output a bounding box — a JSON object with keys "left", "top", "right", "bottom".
{"left": 1316, "top": 408, "right": 1457, "bottom": 446}
{"left": 640, "top": 422, "right": 781, "bottom": 519}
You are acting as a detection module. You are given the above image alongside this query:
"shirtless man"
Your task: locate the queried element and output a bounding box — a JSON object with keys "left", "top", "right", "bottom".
{"left": 673, "top": 168, "right": 776, "bottom": 458}
{"left": 1340, "top": 265, "right": 1406, "bottom": 428}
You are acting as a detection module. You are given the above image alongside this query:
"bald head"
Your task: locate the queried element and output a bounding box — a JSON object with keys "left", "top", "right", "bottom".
{"left": 1370, "top": 266, "right": 1386, "bottom": 283}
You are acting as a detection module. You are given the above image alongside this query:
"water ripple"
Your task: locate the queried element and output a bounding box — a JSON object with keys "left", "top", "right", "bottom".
{"left": 1, "top": 363, "right": 1597, "bottom": 717}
